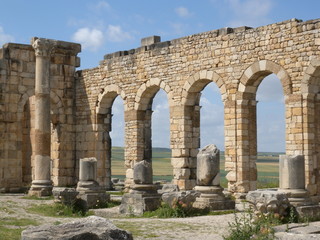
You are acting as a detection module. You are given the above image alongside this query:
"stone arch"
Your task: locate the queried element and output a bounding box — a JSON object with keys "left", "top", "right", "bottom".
{"left": 234, "top": 60, "right": 291, "bottom": 193}
{"left": 173, "top": 70, "right": 226, "bottom": 190}
{"left": 182, "top": 70, "right": 227, "bottom": 105}
{"left": 95, "top": 84, "right": 127, "bottom": 189}
{"left": 301, "top": 59, "right": 320, "bottom": 94}
{"left": 134, "top": 78, "right": 174, "bottom": 110}
{"left": 17, "top": 89, "right": 64, "bottom": 121}
{"left": 238, "top": 60, "right": 292, "bottom": 95}
{"left": 300, "top": 59, "right": 320, "bottom": 196}
{"left": 17, "top": 89, "right": 64, "bottom": 186}
{"left": 96, "top": 84, "right": 127, "bottom": 114}
{"left": 129, "top": 79, "right": 172, "bottom": 184}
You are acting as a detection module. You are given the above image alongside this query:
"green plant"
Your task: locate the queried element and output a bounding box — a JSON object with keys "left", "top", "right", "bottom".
{"left": 91, "top": 200, "right": 121, "bottom": 209}
{"left": 142, "top": 202, "right": 208, "bottom": 218}
{"left": 224, "top": 209, "right": 283, "bottom": 240}
{"left": 27, "top": 202, "right": 92, "bottom": 218}
{"left": 0, "top": 217, "right": 38, "bottom": 240}
{"left": 21, "top": 195, "right": 54, "bottom": 200}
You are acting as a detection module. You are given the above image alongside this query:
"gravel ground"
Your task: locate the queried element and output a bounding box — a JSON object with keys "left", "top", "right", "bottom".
{"left": 0, "top": 194, "right": 235, "bottom": 240}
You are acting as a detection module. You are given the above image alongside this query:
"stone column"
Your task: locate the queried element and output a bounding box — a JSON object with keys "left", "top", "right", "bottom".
{"left": 29, "top": 38, "right": 56, "bottom": 197}
{"left": 193, "top": 144, "right": 235, "bottom": 210}
{"left": 279, "top": 155, "right": 312, "bottom": 206}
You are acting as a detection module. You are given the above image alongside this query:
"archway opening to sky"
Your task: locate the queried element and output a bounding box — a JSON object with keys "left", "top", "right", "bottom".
{"left": 151, "top": 89, "right": 171, "bottom": 182}
{"left": 109, "top": 96, "right": 125, "bottom": 181}
{"left": 256, "top": 74, "right": 285, "bottom": 189}
{"left": 199, "top": 82, "right": 225, "bottom": 185}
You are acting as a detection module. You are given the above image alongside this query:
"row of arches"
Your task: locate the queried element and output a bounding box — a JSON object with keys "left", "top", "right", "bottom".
{"left": 95, "top": 60, "right": 296, "bottom": 193}
{"left": 16, "top": 59, "right": 320, "bottom": 196}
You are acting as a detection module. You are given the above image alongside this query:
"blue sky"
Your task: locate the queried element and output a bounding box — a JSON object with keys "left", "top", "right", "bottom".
{"left": 1, "top": 0, "right": 319, "bottom": 152}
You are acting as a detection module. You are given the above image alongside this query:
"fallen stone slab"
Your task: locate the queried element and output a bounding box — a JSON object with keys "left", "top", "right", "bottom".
{"left": 21, "top": 215, "right": 133, "bottom": 240}
{"left": 274, "top": 221, "right": 320, "bottom": 240}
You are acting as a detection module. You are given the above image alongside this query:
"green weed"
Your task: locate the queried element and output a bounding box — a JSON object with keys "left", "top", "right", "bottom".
{"left": 27, "top": 202, "right": 92, "bottom": 218}
{"left": 0, "top": 217, "right": 38, "bottom": 240}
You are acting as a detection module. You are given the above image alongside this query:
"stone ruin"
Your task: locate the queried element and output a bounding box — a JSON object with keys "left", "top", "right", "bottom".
{"left": 193, "top": 144, "right": 234, "bottom": 211}
{"left": 0, "top": 18, "right": 320, "bottom": 215}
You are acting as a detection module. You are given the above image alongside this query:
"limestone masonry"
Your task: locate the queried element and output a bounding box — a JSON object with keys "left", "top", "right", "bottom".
{"left": 1, "top": 18, "right": 320, "bottom": 198}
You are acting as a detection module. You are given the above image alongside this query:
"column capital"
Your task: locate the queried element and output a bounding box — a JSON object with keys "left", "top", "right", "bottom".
{"left": 31, "top": 37, "right": 56, "bottom": 57}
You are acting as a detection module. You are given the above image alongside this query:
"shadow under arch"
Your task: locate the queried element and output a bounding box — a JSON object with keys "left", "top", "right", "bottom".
{"left": 95, "top": 84, "right": 127, "bottom": 189}
{"left": 300, "top": 59, "right": 320, "bottom": 196}
{"left": 17, "top": 89, "right": 65, "bottom": 187}
{"left": 234, "top": 60, "right": 292, "bottom": 193}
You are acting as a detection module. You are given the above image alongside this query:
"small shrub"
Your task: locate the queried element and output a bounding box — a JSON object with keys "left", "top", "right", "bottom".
{"left": 21, "top": 195, "right": 54, "bottom": 201}
{"left": 27, "top": 202, "right": 92, "bottom": 218}
{"left": 142, "top": 201, "right": 208, "bottom": 218}
{"left": 224, "top": 209, "right": 282, "bottom": 240}
{"left": 91, "top": 200, "right": 121, "bottom": 209}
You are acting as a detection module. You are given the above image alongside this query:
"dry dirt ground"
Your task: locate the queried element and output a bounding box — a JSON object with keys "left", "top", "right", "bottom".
{"left": 0, "top": 193, "right": 235, "bottom": 240}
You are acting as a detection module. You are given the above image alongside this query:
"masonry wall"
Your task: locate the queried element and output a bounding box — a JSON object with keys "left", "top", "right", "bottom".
{"left": 76, "top": 18, "right": 320, "bottom": 196}
{"left": 1, "top": 18, "right": 320, "bottom": 197}
{"left": 0, "top": 42, "right": 80, "bottom": 192}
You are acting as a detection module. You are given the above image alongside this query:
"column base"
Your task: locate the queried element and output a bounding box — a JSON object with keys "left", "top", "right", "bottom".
{"left": 278, "top": 188, "right": 314, "bottom": 207}
{"left": 193, "top": 185, "right": 235, "bottom": 211}
{"left": 119, "top": 184, "right": 161, "bottom": 215}
{"left": 29, "top": 180, "right": 53, "bottom": 197}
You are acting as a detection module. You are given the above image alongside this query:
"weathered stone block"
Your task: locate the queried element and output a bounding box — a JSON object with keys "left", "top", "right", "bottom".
{"left": 197, "top": 144, "right": 220, "bottom": 186}
{"left": 246, "top": 190, "right": 290, "bottom": 216}
{"left": 21, "top": 216, "right": 133, "bottom": 240}
{"left": 133, "top": 160, "right": 152, "bottom": 184}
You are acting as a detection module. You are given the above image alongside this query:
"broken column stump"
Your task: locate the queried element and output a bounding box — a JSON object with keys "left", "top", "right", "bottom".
{"left": 119, "top": 160, "right": 161, "bottom": 215}
{"left": 279, "top": 155, "right": 313, "bottom": 206}
{"left": 193, "top": 144, "right": 235, "bottom": 210}
{"left": 278, "top": 155, "right": 320, "bottom": 219}
{"left": 76, "top": 157, "right": 109, "bottom": 209}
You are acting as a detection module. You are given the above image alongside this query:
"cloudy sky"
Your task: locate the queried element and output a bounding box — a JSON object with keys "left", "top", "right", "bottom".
{"left": 1, "top": 0, "right": 319, "bottom": 152}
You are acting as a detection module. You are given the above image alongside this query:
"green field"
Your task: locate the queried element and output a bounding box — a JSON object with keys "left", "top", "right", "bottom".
{"left": 111, "top": 147, "right": 281, "bottom": 188}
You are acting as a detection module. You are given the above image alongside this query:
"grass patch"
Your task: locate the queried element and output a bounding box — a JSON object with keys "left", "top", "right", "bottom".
{"left": 107, "top": 191, "right": 124, "bottom": 196}
{"left": 27, "top": 203, "right": 93, "bottom": 218}
{"left": 21, "top": 195, "right": 54, "bottom": 201}
{"left": 0, "top": 217, "right": 38, "bottom": 240}
{"left": 91, "top": 200, "right": 121, "bottom": 209}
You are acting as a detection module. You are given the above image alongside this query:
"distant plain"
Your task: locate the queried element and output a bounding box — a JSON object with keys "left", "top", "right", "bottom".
{"left": 111, "top": 147, "right": 281, "bottom": 188}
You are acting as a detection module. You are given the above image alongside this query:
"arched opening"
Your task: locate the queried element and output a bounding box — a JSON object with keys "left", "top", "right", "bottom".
{"left": 301, "top": 59, "right": 320, "bottom": 196}
{"left": 256, "top": 74, "right": 285, "bottom": 189}
{"left": 134, "top": 80, "right": 172, "bottom": 186}
{"left": 109, "top": 96, "right": 125, "bottom": 183}
{"left": 21, "top": 94, "right": 63, "bottom": 187}
{"left": 199, "top": 82, "right": 225, "bottom": 185}
{"left": 236, "top": 60, "right": 291, "bottom": 192}
{"left": 96, "top": 86, "right": 126, "bottom": 189}
{"left": 151, "top": 89, "right": 171, "bottom": 182}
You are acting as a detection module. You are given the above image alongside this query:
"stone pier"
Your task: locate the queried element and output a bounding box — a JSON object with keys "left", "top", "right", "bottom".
{"left": 28, "top": 38, "right": 56, "bottom": 197}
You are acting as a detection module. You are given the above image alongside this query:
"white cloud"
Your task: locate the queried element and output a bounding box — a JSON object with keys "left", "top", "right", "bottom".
{"left": 94, "top": 1, "right": 111, "bottom": 10}
{"left": 170, "top": 23, "right": 187, "bottom": 35}
{"left": 175, "top": 7, "right": 193, "bottom": 18}
{"left": 72, "top": 27, "right": 104, "bottom": 51}
{"left": 0, "top": 27, "right": 14, "bottom": 46}
{"left": 226, "top": 0, "right": 273, "bottom": 27}
{"left": 106, "top": 25, "right": 132, "bottom": 42}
